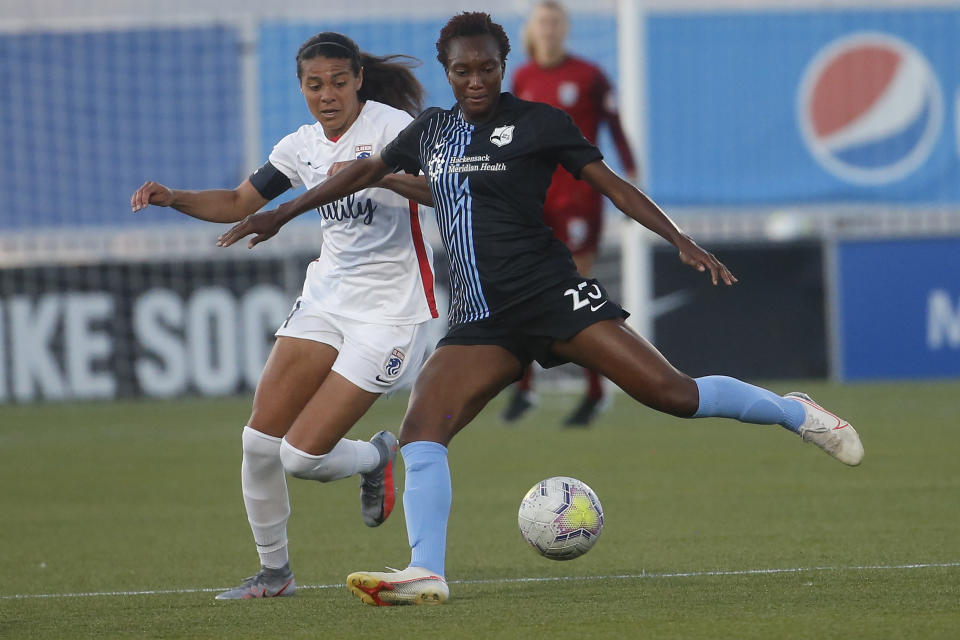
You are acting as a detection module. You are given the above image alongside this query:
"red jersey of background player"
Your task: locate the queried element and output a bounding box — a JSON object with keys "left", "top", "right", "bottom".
{"left": 513, "top": 55, "right": 636, "bottom": 253}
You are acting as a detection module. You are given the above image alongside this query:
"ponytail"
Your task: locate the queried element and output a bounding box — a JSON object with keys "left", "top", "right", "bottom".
{"left": 357, "top": 53, "right": 424, "bottom": 117}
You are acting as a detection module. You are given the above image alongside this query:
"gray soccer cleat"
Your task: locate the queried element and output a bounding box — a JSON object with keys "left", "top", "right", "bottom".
{"left": 360, "top": 431, "right": 398, "bottom": 527}
{"left": 214, "top": 564, "right": 296, "bottom": 600}
{"left": 785, "top": 392, "right": 864, "bottom": 466}
{"left": 346, "top": 566, "right": 449, "bottom": 606}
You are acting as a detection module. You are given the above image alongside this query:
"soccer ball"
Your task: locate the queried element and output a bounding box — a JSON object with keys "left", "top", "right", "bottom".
{"left": 517, "top": 476, "right": 604, "bottom": 560}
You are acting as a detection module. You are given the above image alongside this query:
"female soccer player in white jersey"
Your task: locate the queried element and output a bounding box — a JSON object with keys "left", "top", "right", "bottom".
{"left": 218, "top": 14, "right": 864, "bottom": 606}
{"left": 130, "top": 32, "right": 438, "bottom": 600}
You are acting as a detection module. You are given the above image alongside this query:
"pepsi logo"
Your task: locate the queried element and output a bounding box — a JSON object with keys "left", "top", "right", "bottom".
{"left": 798, "top": 32, "right": 943, "bottom": 185}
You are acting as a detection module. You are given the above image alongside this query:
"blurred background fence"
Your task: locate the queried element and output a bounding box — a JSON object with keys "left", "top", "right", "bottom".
{"left": 0, "top": 0, "right": 957, "bottom": 403}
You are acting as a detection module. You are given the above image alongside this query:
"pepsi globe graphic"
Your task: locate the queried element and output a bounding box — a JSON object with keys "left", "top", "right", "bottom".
{"left": 518, "top": 476, "right": 604, "bottom": 560}
{"left": 798, "top": 32, "right": 943, "bottom": 185}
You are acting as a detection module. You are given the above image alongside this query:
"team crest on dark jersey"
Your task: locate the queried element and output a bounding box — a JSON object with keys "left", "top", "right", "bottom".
{"left": 381, "top": 348, "right": 405, "bottom": 380}
{"left": 355, "top": 144, "right": 372, "bottom": 159}
{"left": 490, "top": 125, "right": 515, "bottom": 147}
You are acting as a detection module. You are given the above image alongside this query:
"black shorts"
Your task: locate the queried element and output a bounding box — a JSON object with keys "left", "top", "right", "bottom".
{"left": 437, "top": 277, "right": 629, "bottom": 369}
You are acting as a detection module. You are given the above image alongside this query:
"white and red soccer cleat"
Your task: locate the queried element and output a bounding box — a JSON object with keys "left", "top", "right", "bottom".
{"left": 346, "top": 566, "right": 449, "bottom": 606}
{"left": 785, "top": 392, "right": 864, "bottom": 466}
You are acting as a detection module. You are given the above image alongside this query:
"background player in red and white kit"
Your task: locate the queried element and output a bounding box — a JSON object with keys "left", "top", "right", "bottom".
{"left": 130, "top": 32, "right": 436, "bottom": 600}
{"left": 508, "top": 0, "right": 639, "bottom": 426}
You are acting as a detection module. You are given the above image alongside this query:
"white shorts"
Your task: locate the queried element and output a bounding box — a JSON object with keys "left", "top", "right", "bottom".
{"left": 275, "top": 297, "right": 431, "bottom": 394}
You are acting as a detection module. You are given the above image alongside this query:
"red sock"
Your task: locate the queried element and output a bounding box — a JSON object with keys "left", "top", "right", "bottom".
{"left": 586, "top": 369, "right": 604, "bottom": 401}
{"left": 518, "top": 365, "right": 535, "bottom": 392}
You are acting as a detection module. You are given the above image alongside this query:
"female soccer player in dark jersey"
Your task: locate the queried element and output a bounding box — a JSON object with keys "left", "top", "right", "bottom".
{"left": 218, "top": 12, "right": 864, "bottom": 606}
{"left": 507, "top": 0, "right": 639, "bottom": 426}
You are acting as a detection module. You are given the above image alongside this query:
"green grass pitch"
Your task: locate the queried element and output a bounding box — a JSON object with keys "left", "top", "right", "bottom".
{"left": 1, "top": 380, "right": 958, "bottom": 639}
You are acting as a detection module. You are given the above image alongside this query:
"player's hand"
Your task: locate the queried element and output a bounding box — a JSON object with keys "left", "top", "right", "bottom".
{"left": 130, "top": 181, "right": 174, "bottom": 212}
{"left": 676, "top": 234, "right": 737, "bottom": 286}
{"left": 216, "top": 210, "right": 282, "bottom": 249}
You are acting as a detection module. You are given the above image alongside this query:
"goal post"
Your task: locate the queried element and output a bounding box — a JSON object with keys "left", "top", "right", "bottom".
{"left": 616, "top": 0, "right": 654, "bottom": 340}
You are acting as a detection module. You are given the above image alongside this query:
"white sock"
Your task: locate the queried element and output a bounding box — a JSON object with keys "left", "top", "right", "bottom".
{"left": 259, "top": 546, "right": 289, "bottom": 570}
{"left": 241, "top": 426, "right": 291, "bottom": 569}
{"left": 354, "top": 439, "right": 381, "bottom": 473}
{"left": 279, "top": 437, "right": 381, "bottom": 482}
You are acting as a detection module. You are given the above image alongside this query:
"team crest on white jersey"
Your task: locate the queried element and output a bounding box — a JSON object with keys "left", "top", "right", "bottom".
{"left": 381, "top": 347, "right": 406, "bottom": 381}
{"left": 490, "top": 125, "right": 515, "bottom": 147}
{"left": 355, "top": 144, "right": 372, "bottom": 159}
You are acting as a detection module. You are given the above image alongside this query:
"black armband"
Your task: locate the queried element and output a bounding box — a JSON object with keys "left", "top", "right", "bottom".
{"left": 249, "top": 161, "right": 293, "bottom": 200}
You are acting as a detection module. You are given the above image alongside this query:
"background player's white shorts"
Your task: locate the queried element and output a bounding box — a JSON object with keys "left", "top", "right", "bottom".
{"left": 275, "top": 297, "right": 431, "bottom": 394}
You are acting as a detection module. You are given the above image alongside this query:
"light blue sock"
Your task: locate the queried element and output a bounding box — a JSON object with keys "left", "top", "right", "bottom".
{"left": 693, "top": 375, "right": 805, "bottom": 432}
{"left": 402, "top": 441, "right": 451, "bottom": 577}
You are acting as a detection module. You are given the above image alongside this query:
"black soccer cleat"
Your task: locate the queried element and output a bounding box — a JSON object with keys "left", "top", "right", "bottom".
{"left": 501, "top": 389, "right": 538, "bottom": 423}
{"left": 563, "top": 395, "right": 605, "bottom": 428}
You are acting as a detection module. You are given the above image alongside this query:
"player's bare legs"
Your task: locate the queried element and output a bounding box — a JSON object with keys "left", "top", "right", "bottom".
{"left": 503, "top": 250, "right": 607, "bottom": 426}
{"left": 283, "top": 372, "right": 380, "bottom": 454}
{"left": 347, "top": 345, "right": 521, "bottom": 606}
{"left": 402, "top": 345, "right": 522, "bottom": 445}
{"left": 246, "top": 337, "right": 336, "bottom": 435}
{"left": 551, "top": 318, "right": 697, "bottom": 416}
{"left": 221, "top": 338, "right": 399, "bottom": 600}
{"left": 280, "top": 371, "right": 397, "bottom": 528}
{"left": 552, "top": 319, "right": 863, "bottom": 464}
{"left": 220, "top": 337, "right": 333, "bottom": 599}
{"left": 256, "top": 340, "right": 394, "bottom": 494}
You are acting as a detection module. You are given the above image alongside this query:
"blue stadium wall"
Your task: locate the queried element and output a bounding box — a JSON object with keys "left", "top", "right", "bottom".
{"left": 644, "top": 7, "right": 960, "bottom": 206}
{"left": 0, "top": 15, "right": 621, "bottom": 229}
{"left": 6, "top": 9, "right": 960, "bottom": 222}
{"left": 0, "top": 26, "right": 245, "bottom": 229}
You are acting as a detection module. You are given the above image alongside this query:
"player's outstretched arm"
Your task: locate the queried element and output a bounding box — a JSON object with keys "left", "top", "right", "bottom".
{"left": 376, "top": 173, "right": 434, "bottom": 208}
{"left": 580, "top": 159, "right": 737, "bottom": 286}
{"left": 217, "top": 154, "right": 392, "bottom": 249}
{"left": 130, "top": 180, "right": 268, "bottom": 224}
{"left": 328, "top": 160, "right": 434, "bottom": 207}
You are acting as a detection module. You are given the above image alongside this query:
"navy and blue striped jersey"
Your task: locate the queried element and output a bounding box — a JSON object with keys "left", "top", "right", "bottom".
{"left": 381, "top": 93, "right": 603, "bottom": 325}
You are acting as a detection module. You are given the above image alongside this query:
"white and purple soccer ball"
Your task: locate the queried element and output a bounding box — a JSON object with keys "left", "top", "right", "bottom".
{"left": 518, "top": 476, "right": 604, "bottom": 560}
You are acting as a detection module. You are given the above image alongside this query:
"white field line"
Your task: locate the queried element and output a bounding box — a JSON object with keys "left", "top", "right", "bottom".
{"left": 2, "top": 562, "right": 958, "bottom": 601}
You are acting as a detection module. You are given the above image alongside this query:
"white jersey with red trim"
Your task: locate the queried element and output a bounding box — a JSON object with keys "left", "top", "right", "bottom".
{"left": 268, "top": 101, "right": 436, "bottom": 325}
